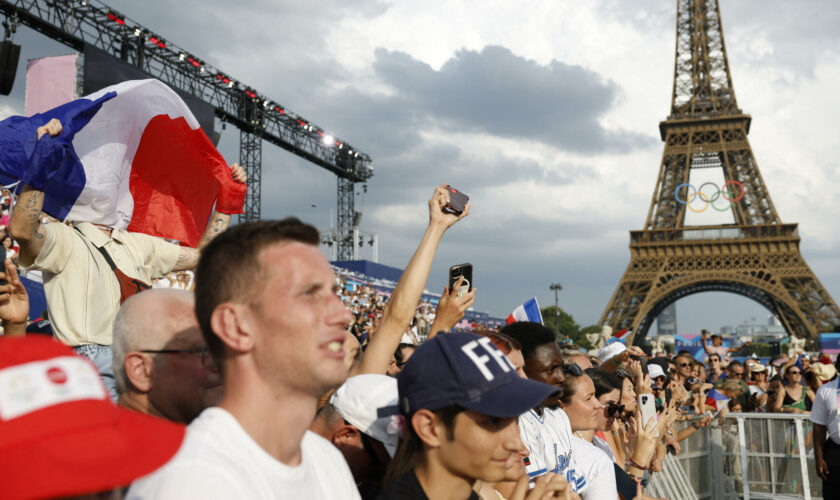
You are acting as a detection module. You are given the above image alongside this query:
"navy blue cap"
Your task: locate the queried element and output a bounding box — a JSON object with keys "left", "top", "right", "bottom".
{"left": 25, "top": 318, "right": 53, "bottom": 336}
{"left": 397, "top": 332, "right": 560, "bottom": 418}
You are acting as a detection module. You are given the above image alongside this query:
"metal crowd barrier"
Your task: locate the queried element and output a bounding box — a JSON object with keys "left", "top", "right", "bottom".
{"left": 663, "top": 413, "right": 820, "bottom": 500}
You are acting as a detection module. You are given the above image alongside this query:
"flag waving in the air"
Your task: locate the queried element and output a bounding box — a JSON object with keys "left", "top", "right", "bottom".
{"left": 0, "top": 79, "right": 245, "bottom": 246}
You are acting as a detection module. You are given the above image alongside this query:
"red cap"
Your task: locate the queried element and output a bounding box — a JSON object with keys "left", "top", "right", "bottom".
{"left": 0, "top": 336, "right": 185, "bottom": 499}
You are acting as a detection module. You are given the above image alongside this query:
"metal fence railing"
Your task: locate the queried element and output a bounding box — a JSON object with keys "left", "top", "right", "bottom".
{"left": 665, "top": 413, "right": 820, "bottom": 500}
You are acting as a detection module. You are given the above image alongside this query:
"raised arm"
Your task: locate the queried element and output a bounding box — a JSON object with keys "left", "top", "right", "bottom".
{"left": 172, "top": 163, "right": 247, "bottom": 271}
{"left": 9, "top": 119, "right": 63, "bottom": 266}
{"left": 700, "top": 329, "right": 712, "bottom": 355}
{"left": 727, "top": 340, "right": 751, "bottom": 353}
{"left": 356, "top": 184, "right": 469, "bottom": 375}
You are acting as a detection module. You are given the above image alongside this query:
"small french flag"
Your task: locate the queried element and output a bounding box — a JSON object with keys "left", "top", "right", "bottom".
{"left": 506, "top": 298, "right": 543, "bottom": 325}
{"left": 705, "top": 389, "right": 730, "bottom": 412}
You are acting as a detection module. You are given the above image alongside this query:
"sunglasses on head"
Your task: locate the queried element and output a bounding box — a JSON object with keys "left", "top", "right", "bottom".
{"left": 605, "top": 403, "right": 625, "bottom": 418}
{"left": 564, "top": 363, "right": 583, "bottom": 377}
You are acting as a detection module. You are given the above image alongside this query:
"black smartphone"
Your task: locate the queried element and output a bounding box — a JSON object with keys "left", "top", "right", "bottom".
{"left": 448, "top": 263, "right": 473, "bottom": 299}
{"left": 444, "top": 186, "right": 469, "bottom": 215}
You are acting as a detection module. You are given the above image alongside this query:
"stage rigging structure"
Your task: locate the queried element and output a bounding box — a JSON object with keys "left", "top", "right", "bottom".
{"left": 0, "top": 0, "right": 373, "bottom": 260}
{"left": 600, "top": 0, "right": 840, "bottom": 344}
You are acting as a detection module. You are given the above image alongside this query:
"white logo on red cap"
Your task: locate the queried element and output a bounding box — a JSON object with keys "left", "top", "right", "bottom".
{"left": 46, "top": 366, "right": 68, "bottom": 385}
{"left": 0, "top": 356, "right": 107, "bottom": 421}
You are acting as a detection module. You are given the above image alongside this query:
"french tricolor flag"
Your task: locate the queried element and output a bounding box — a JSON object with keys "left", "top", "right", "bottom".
{"left": 506, "top": 298, "right": 543, "bottom": 325}
{"left": 705, "top": 388, "right": 730, "bottom": 412}
{"left": 0, "top": 79, "right": 244, "bottom": 246}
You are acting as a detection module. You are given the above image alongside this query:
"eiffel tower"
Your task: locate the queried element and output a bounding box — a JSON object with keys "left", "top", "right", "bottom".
{"left": 599, "top": 0, "right": 840, "bottom": 345}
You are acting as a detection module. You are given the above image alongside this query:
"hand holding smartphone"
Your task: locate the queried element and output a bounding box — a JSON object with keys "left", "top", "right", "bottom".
{"left": 448, "top": 263, "right": 473, "bottom": 299}
{"left": 443, "top": 186, "right": 469, "bottom": 215}
{"left": 638, "top": 394, "right": 659, "bottom": 437}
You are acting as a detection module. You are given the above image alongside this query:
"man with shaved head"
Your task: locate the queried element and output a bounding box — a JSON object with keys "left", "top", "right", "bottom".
{"left": 113, "top": 288, "right": 222, "bottom": 424}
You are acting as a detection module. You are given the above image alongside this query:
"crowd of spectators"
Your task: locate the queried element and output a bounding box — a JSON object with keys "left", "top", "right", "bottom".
{"left": 1, "top": 155, "right": 838, "bottom": 499}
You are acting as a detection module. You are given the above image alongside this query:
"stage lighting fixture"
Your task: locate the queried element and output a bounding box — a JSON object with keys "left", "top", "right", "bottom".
{"left": 322, "top": 134, "right": 334, "bottom": 146}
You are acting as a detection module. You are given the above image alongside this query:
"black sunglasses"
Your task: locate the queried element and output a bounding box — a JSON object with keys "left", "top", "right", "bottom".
{"left": 563, "top": 363, "right": 583, "bottom": 377}
{"left": 140, "top": 346, "right": 210, "bottom": 366}
{"left": 605, "top": 403, "right": 625, "bottom": 418}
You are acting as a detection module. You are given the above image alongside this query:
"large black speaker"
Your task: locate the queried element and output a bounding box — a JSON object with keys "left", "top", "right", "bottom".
{"left": 0, "top": 40, "right": 21, "bottom": 96}
{"left": 769, "top": 341, "right": 781, "bottom": 356}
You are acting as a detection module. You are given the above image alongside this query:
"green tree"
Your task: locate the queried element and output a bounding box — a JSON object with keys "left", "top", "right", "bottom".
{"left": 539, "top": 307, "right": 596, "bottom": 349}
{"left": 541, "top": 306, "right": 579, "bottom": 339}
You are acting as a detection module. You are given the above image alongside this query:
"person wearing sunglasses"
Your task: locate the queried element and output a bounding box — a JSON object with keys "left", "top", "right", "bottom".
{"left": 779, "top": 366, "right": 815, "bottom": 413}
{"left": 113, "top": 289, "right": 222, "bottom": 424}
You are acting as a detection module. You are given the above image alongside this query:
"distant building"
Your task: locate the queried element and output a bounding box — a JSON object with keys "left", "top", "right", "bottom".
{"left": 657, "top": 303, "right": 677, "bottom": 336}
{"left": 720, "top": 315, "right": 786, "bottom": 343}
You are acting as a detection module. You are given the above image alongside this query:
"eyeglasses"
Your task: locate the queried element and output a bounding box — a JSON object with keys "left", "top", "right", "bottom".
{"left": 605, "top": 403, "right": 625, "bottom": 418}
{"left": 710, "top": 358, "right": 720, "bottom": 363}
{"left": 730, "top": 371, "right": 743, "bottom": 378}
{"left": 140, "top": 347, "right": 210, "bottom": 367}
{"left": 788, "top": 371, "right": 801, "bottom": 375}
{"left": 563, "top": 363, "right": 583, "bottom": 377}
{"left": 678, "top": 362, "right": 691, "bottom": 368}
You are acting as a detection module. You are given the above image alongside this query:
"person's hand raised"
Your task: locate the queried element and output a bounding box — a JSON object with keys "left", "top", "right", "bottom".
{"left": 429, "top": 184, "right": 469, "bottom": 229}
{"left": 36, "top": 118, "right": 62, "bottom": 140}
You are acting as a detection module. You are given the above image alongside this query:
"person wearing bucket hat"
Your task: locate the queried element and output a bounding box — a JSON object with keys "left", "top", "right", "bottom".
{"left": 0, "top": 336, "right": 185, "bottom": 500}
{"left": 310, "top": 374, "right": 400, "bottom": 499}
{"left": 379, "top": 333, "right": 569, "bottom": 499}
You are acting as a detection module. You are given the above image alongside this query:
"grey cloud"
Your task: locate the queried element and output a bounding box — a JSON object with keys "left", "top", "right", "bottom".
{"left": 372, "top": 46, "right": 650, "bottom": 152}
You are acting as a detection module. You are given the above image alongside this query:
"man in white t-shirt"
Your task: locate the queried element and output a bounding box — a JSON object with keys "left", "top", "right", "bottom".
{"left": 128, "top": 219, "right": 360, "bottom": 499}
{"left": 810, "top": 365, "right": 840, "bottom": 497}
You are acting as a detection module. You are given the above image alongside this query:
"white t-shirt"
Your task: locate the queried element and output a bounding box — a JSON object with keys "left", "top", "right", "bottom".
{"left": 810, "top": 378, "right": 840, "bottom": 445}
{"left": 519, "top": 408, "right": 587, "bottom": 493}
{"left": 127, "top": 408, "right": 360, "bottom": 500}
{"left": 571, "top": 436, "right": 618, "bottom": 499}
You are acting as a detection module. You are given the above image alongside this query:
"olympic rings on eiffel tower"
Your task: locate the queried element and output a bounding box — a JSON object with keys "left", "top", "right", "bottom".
{"left": 674, "top": 180, "right": 745, "bottom": 213}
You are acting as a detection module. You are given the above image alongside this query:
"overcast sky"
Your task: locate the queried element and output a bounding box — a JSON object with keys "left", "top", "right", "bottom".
{"left": 2, "top": 0, "right": 839, "bottom": 335}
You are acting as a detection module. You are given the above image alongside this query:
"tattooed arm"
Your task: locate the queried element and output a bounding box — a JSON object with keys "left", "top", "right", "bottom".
{"left": 172, "top": 212, "right": 230, "bottom": 271}
{"left": 9, "top": 120, "right": 63, "bottom": 266}
{"left": 9, "top": 186, "right": 47, "bottom": 267}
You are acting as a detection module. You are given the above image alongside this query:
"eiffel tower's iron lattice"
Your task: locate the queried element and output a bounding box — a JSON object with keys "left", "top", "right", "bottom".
{"left": 600, "top": 0, "right": 840, "bottom": 344}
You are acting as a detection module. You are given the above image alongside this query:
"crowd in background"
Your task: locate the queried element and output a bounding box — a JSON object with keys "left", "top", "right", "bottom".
{"left": 2, "top": 179, "right": 839, "bottom": 499}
